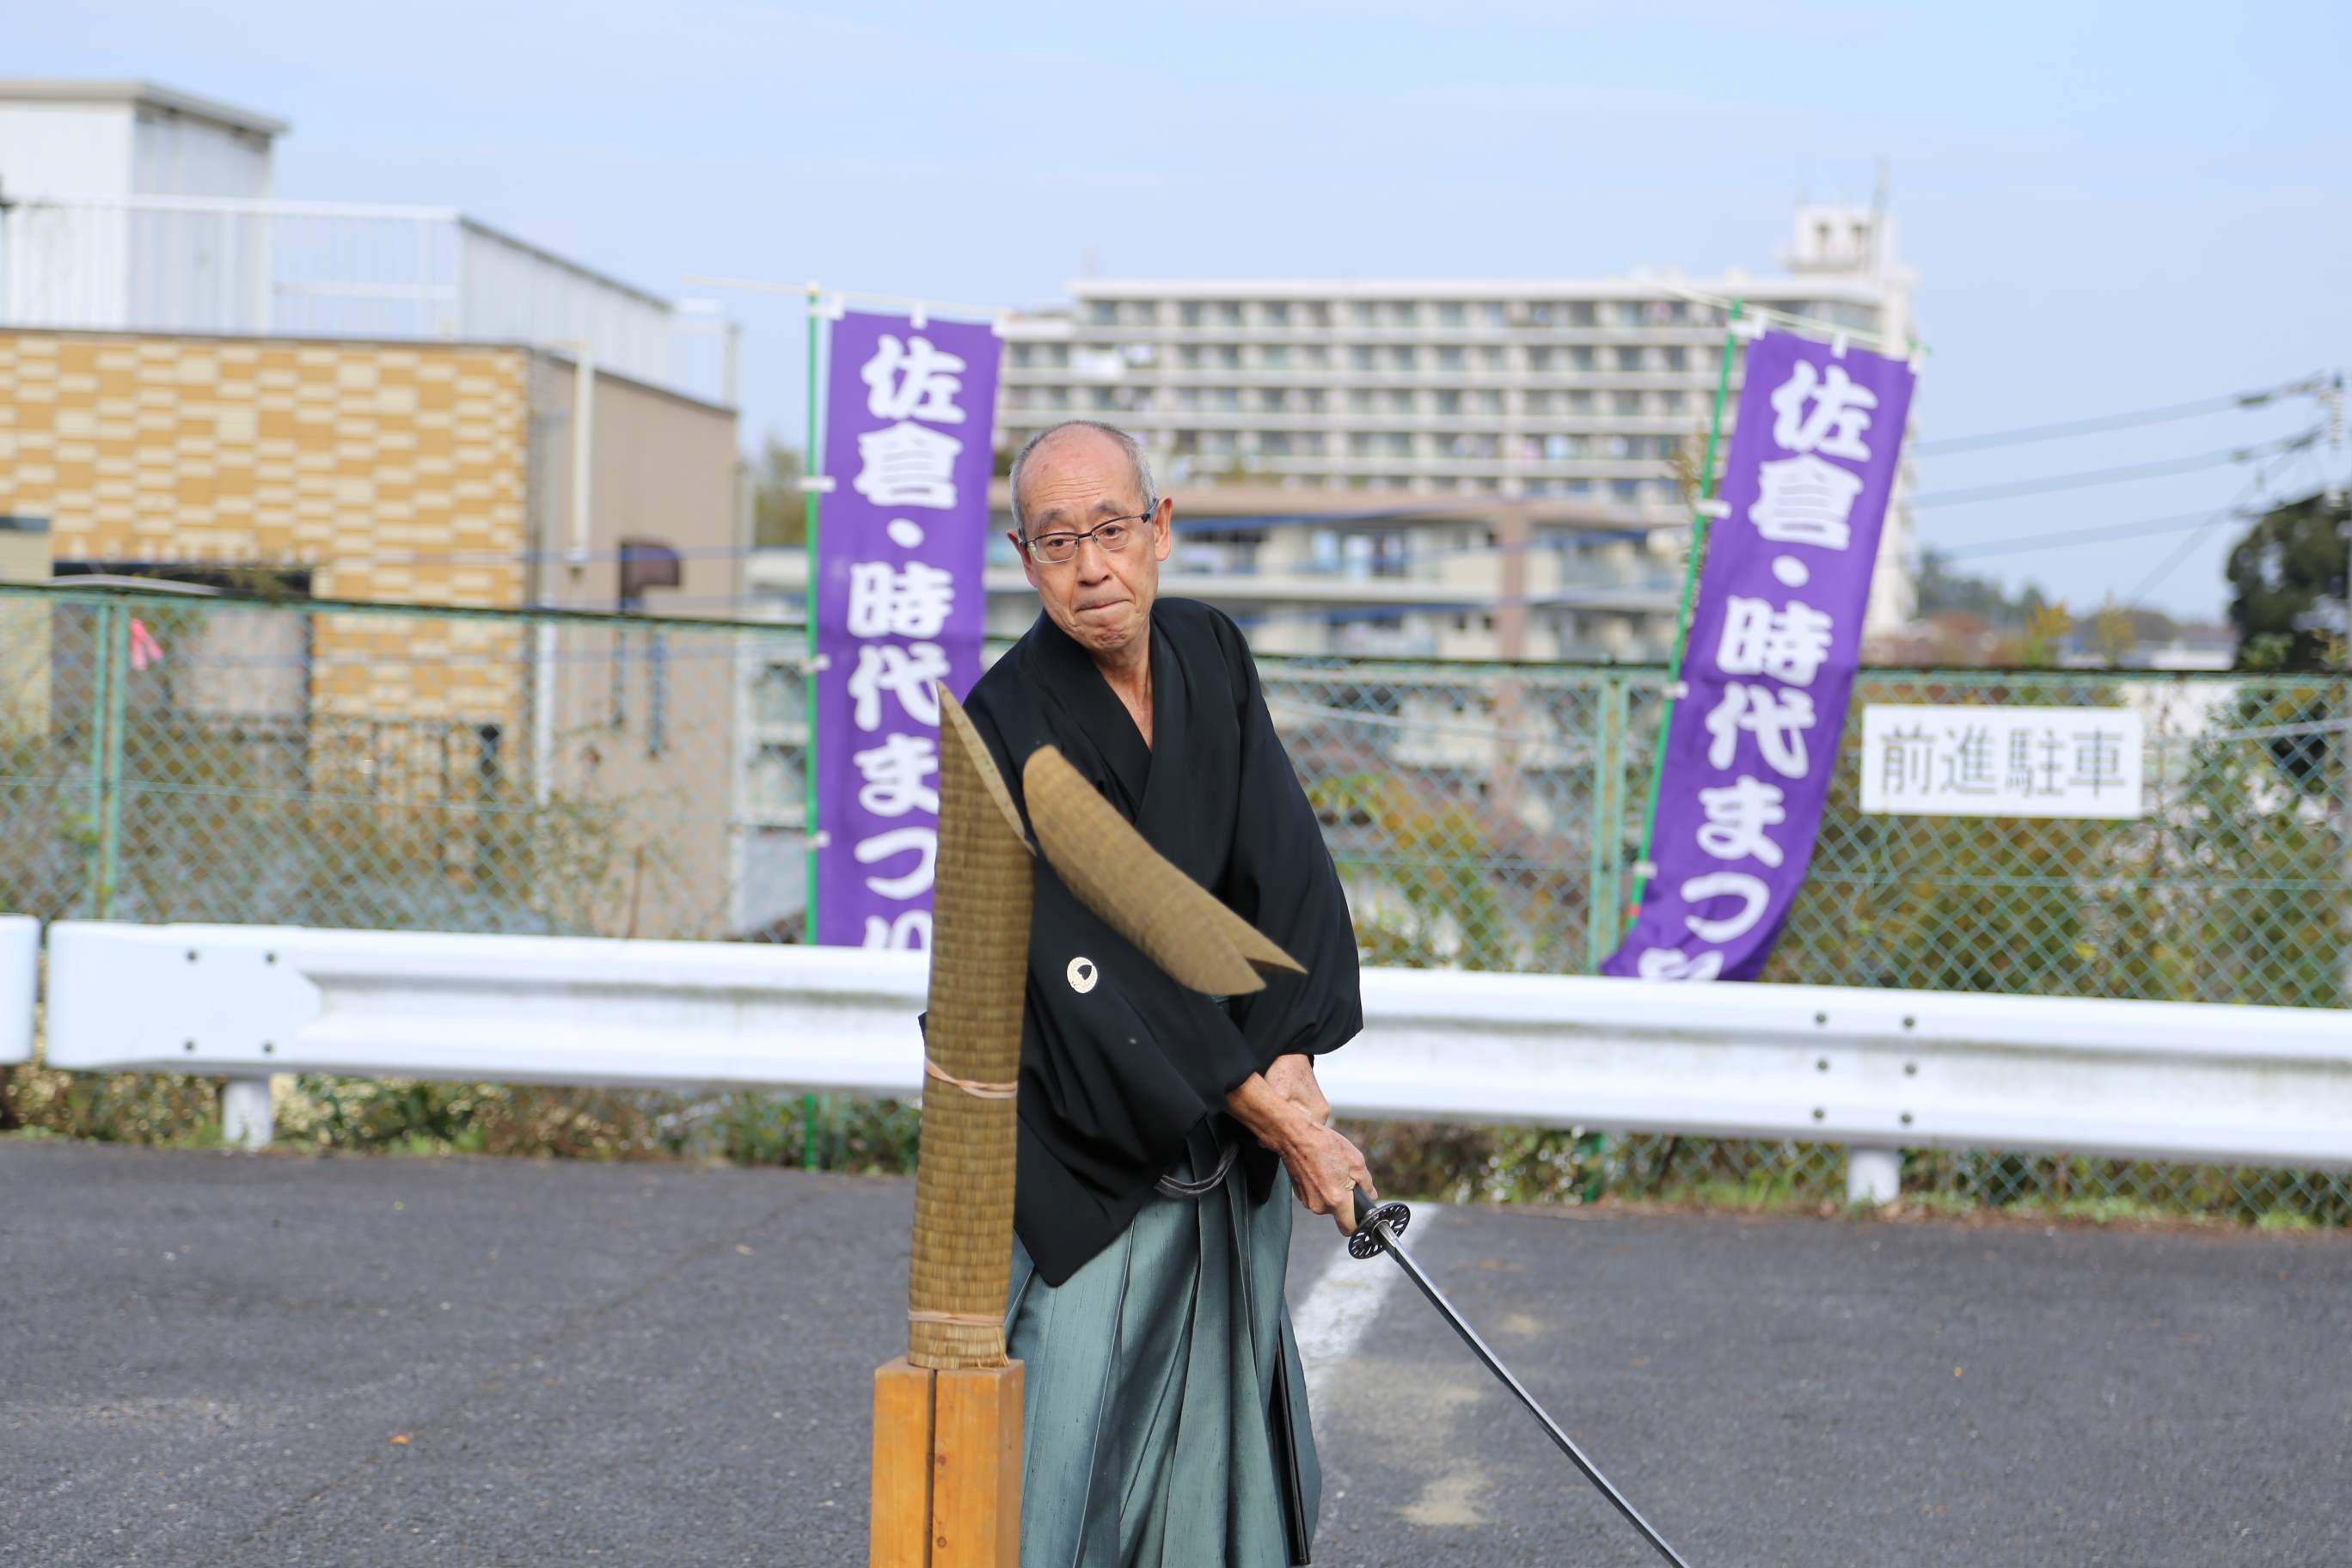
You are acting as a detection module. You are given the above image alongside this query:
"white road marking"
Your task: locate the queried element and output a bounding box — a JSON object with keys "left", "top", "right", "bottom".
{"left": 1290, "top": 1206, "right": 1436, "bottom": 1402}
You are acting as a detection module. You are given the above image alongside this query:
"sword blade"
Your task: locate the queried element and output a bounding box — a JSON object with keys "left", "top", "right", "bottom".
{"left": 1356, "top": 1199, "right": 1694, "bottom": 1568}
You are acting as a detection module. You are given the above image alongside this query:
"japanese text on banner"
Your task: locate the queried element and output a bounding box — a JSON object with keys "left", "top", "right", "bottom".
{"left": 813, "top": 311, "right": 1002, "bottom": 948}
{"left": 1603, "top": 333, "right": 1917, "bottom": 983}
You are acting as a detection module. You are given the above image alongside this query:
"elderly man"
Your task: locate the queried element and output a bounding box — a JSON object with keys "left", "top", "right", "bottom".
{"left": 961, "top": 420, "right": 1374, "bottom": 1565}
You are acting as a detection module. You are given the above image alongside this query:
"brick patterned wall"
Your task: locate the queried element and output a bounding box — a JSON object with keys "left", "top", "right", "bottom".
{"left": 0, "top": 331, "right": 533, "bottom": 723}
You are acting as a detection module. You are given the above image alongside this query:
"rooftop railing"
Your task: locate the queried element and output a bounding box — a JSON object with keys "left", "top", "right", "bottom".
{"left": 0, "top": 193, "right": 734, "bottom": 405}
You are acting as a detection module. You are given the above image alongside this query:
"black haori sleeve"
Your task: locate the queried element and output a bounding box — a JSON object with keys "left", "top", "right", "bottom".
{"left": 1204, "top": 606, "right": 1364, "bottom": 1067}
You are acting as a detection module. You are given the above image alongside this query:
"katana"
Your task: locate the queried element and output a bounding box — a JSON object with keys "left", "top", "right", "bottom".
{"left": 1350, "top": 1189, "right": 1694, "bottom": 1568}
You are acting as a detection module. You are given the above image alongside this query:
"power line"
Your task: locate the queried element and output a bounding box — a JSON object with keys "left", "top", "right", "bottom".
{"left": 1912, "top": 377, "right": 2323, "bottom": 456}
{"left": 1927, "top": 507, "right": 2251, "bottom": 562}
{"left": 1910, "top": 427, "right": 2322, "bottom": 509}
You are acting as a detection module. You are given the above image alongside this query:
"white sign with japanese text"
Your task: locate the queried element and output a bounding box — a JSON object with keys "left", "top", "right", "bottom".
{"left": 1860, "top": 705, "right": 2144, "bottom": 819}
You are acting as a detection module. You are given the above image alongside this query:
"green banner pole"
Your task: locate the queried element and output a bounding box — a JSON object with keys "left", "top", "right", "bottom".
{"left": 801, "top": 285, "right": 825, "bottom": 1170}
{"left": 83, "top": 601, "right": 116, "bottom": 918}
{"left": 1625, "top": 300, "right": 1745, "bottom": 928}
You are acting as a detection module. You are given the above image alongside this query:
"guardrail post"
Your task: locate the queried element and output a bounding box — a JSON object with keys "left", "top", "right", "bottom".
{"left": 1846, "top": 1146, "right": 1900, "bottom": 1204}
{"left": 221, "top": 1075, "right": 274, "bottom": 1151}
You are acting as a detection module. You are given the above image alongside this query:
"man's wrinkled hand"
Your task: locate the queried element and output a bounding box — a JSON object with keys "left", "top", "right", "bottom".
{"left": 1280, "top": 1124, "right": 1375, "bottom": 1240}
{"left": 1265, "top": 1052, "right": 1331, "bottom": 1129}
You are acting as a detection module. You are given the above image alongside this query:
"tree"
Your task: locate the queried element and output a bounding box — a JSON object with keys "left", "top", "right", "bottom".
{"left": 749, "top": 438, "right": 807, "bottom": 548}
{"left": 2226, "top": 491, "right": 2349, "bottom": 673}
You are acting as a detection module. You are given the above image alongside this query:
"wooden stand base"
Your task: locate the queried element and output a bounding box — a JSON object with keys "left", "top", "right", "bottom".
{"left": 870, "top": 1357, "right": 1023, "bottom": 1568}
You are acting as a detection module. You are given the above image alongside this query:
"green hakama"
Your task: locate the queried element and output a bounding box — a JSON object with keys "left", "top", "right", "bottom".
{"left": 1003, "top": 1135, "right": 1320, "bottom": 1567}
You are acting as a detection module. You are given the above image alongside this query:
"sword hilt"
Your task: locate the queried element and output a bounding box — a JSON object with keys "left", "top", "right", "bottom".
{"left": 1348, "top": 1187, "right": 1412, "bottom": 1260}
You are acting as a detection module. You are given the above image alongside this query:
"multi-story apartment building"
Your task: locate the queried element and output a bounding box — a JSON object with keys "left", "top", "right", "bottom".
{"left": 993, "top": 204, "right": 1919, "bottom": 657}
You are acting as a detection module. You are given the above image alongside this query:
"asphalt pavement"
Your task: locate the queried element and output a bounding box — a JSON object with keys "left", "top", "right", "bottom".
{"left": 3, "top": 1139, "right": 2346, "bottom": 1566}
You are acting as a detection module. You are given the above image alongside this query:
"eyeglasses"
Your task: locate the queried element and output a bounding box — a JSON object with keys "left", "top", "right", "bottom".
{"left": 1016, "top": 511, "right": 1151, "bottom": 566}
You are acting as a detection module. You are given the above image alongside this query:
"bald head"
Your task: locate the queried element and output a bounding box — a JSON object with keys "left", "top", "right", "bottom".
{"left": 1008, "top": 421, "right": 1158, "bottom": 536}
{"left": 1004, "top": 420, "right": 1174, "bottom": 671}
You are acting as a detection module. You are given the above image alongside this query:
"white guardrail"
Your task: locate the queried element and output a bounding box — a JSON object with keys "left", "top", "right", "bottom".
{"left": 1, "top": 917, "right": 37, "bottom": 1068}
{"left": 28, "top": 920, "right": 2352, "bottom": 1199}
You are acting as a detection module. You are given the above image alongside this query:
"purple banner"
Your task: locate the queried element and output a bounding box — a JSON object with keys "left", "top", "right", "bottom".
{"left": 813, "top": 310, "right": 1001, "bottom": 948}
{"left": 1604, "top": 329, "right": 1916, "bottom": 982}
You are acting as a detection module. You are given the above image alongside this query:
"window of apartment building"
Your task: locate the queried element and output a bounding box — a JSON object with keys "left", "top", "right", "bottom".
{"left": 1479, "top": 303, "right": 1506, "bottom": 330}
{"left": 1436, "top": 302, "right": 1467, "bottom": 329}
{"left": 1091, "top": 388, "right": 1119, "bottom": 412}
{"left": 1448, "top": 433, "right": 1498, "bottom": 459}
{"left": 1262, "top": 432, "right": 1292, "bottom": 457}
{"left": 1611, "top": 478, "right": 1641, "bottom": 504}
{"left": 1388, "top": 346, "right": 1419, "bottom": 371}
{"left": 1203, "top": 431, "right": 1236, "bottom": 456}
{"left": 1213, "top": 302, "right": 1244, "bottom": 328}
{"left": 1179, "top": 345, "right": 1204, "bottom": 370}
{"left": 1611, "top": 302, "right": 1645, "bottom": 328}
{"left": 1528, "top": 346, "right": 1556, "bottom": 373}
{"left": 1613, "top": 390, "right": 1642, "bottom": 416}
{"left": 1291, "top": 432, "right": 1326, "bottom": 456}
{"left": 1568, "top": 302, "right": 1598, "bottom": 328}
{"left": 1262, "top": 344, "right": 1290, "bottom": 371}
{"left": 1383, "top": 432, "right": 1415, "bottom": 457}
{"left": 1350, "top": 301, "right": 1379, "bottom": 328}
{"left": 1384, "top": 388, "right": 1416, "bottom": 413}
{"left": 1528, "top": 303, "right": 1556, "bottom": 327}
{"left": 1570, "top": 346, "right": 1597, "bottom": 371}
{"left": 1348, "top": 389, "right": 1376, "bottom": 413}
{"left": 1435, "top": 389, "right": 1463, "bottom": 415}
{"left": 1088, "top": 301, "right": 1118, "bottom": 325}
{"left": 1300, "top": 389, "right": 1327, "bottom": 413}
{"left": 1543, "top": 433, "right": 1584, "bottom": 461}
{"left": 1663, "top": 346, "right": 1689, "bottom": 372}
{"left": 1263, "top": 301, "right": 1292, "bottom": 328}
{"left": 1175, "top": 387, "right": 1201, "bottom": 411}
{"left": 1179, "top": 301, "right": 1204, "bottom": 327}
{"left": 1389, "top": 302, "right": 1422, "bottom": 328}
{"left": 1474, "top": 344, "right": 1505, "bottom": 371}
{"left": 1215, "top": 344, "right": 1242, "bottom": 369}
{"left": 1350, "top": 345, "right": 1377, "bottom": 371}
{"left": 1304, "top": 302, "right": 1332, "bottom": 329}
{"left": 1211, "top": 387, "right": 1241, "bottom": 411}
{"left": 1659, "top": 389, "right": 1687, "bottom": 414}
{"left": 1299, "top": 345, "right": 1330, "bottom": 371}
{"left": 1469, "top": 389, "right": 1503, "bottom": 415}
{"left": 1436, "top": 345, "right": 1466, "bottom": 372}
{"left": 1614, "top": 345, "right": 1646, "bottom": 371}
{"left": 1008, "top": 343, "right": 1033, "bottom": 369}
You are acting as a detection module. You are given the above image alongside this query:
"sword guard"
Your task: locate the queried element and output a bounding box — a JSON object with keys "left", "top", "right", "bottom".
{"left": 1347, "top": 1193, "right": 1412, "bottom": 1260}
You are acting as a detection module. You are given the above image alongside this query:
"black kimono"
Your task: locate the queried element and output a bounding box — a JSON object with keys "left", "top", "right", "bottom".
{"left": 960, "top": 595, "right": 1363, "bottom": 1288}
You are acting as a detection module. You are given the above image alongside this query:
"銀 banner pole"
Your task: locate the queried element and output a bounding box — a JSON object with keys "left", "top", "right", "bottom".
{"left": 1626, "top": 299, "right": 1745, "bottom": 928}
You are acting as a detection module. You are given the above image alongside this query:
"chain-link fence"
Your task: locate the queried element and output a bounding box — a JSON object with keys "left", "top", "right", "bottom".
{"left": 0, "top": 585, "right": 786, "bottom": 941}
{"left": 3, "top": 582, "right": 2347, "bottom": 1221}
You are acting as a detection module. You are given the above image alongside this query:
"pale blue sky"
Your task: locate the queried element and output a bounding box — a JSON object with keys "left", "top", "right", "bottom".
{"left": 14, "top": 1, "right": 2349, "bottom": 619}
